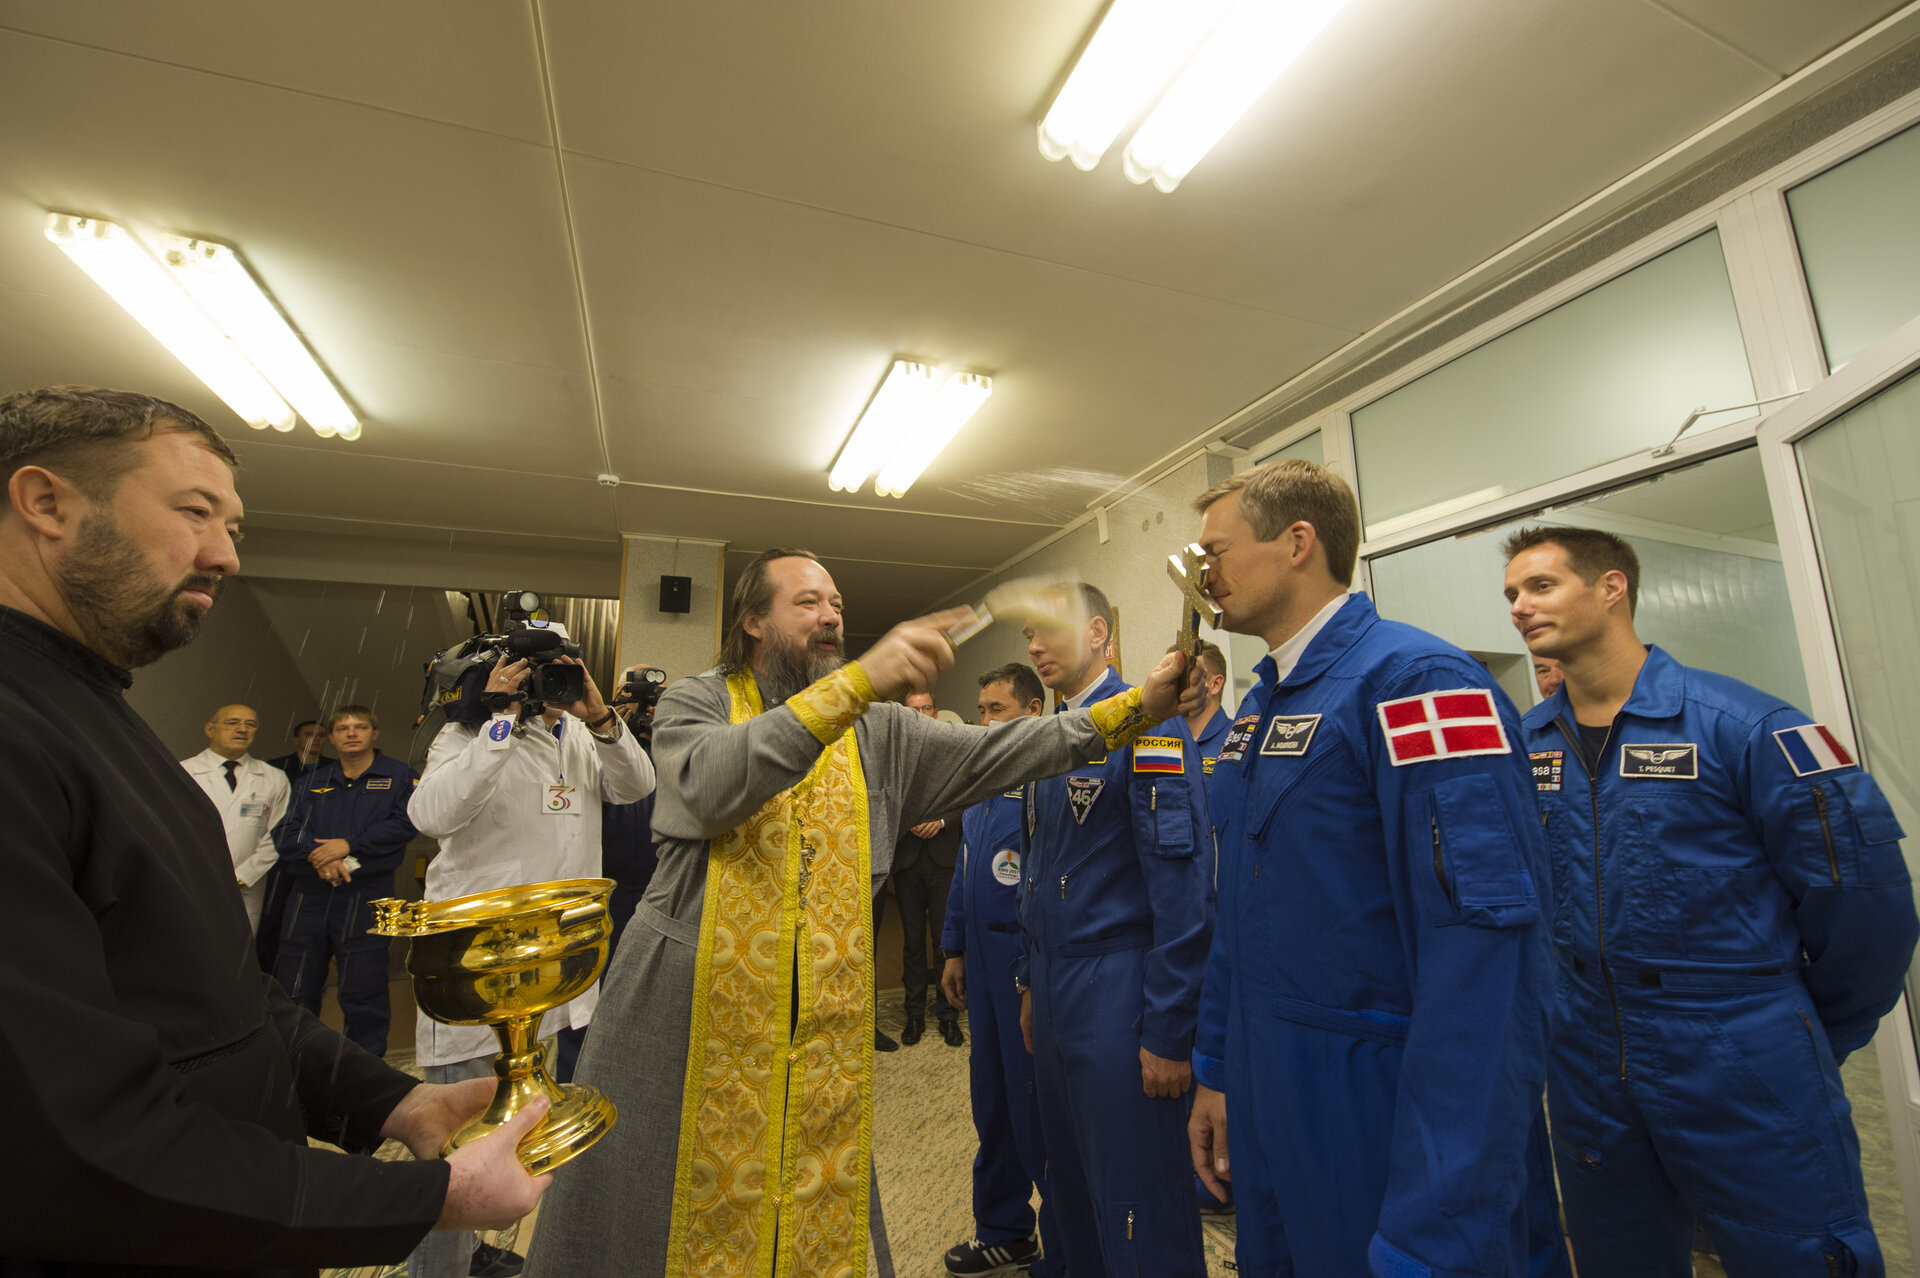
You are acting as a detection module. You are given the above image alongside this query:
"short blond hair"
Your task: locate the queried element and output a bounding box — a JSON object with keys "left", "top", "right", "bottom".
{"left": 1192, "top": 459, "right": 1359, "bottom": 586}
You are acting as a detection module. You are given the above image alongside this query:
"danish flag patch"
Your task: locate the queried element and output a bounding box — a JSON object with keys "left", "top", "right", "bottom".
{"left": 1377, "top": 688, "right": 1510, "bottom": 767}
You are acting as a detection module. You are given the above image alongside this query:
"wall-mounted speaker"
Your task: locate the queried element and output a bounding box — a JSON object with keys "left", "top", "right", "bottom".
{"left": 659, "top": 575, "right": 693, "bottom": 614}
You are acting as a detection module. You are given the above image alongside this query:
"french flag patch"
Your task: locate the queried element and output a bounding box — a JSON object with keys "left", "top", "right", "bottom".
{"left": 1132, "top": 736, "right": 1185, "bottom": 774}
{"left": 1377, "top": 688, "right": 1510, "bottom": 767}
{"left": 1773, "top": 723, "right": 1854, "bottom": 777}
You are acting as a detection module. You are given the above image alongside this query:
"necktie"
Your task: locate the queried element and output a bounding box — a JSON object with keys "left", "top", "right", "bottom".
{"left": 223, "top": 759, "right": 239, "bottom": 791}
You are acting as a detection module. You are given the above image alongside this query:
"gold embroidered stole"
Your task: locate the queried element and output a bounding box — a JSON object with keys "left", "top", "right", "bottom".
{"left": 667, "top": 668, "right": 875, "bottom": 1278}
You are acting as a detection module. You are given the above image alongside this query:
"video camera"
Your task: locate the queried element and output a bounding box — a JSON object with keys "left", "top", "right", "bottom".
{"left": 416, "top": 590, "right": 586, "bottom": 727}
{"left": 613, "top": 666, "right": 667, "bottom": 720}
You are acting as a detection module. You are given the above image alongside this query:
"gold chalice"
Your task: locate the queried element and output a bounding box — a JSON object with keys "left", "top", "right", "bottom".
{"left": 369, "top": 878, "right": 618, "bottom": 1174}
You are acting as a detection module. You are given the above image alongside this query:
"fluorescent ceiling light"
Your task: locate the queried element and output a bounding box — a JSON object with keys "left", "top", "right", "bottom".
{"left": 829, "top": 361, "right": 940, "bottom": 493}
{"left": 874, "top": 373, "right": 993, "bottom": 498}
{"left": 45, "top": 213, "right": 296, "bottom": 432}
{"left": 828, "top": 360, "right": 992, "bottom": 499}
{"left": 1038, "top": 0, "right": 1234, "bottom": 171}
{"left": 161, "top": 236, "right": 360, "bottom": 441}
{"left": 1122, "top": 0, "right": 1349, "bottom": 192}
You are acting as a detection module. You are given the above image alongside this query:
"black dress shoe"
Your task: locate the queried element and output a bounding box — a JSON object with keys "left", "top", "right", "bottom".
{"left": 939, "top": 1018, "right": 964, "bottom": 1047}
{"left": 875, "top": 1028, "right": 898, "bottom": 1052}
{"left": 901, "top": 1015, "right": 926, "bottom": 1046}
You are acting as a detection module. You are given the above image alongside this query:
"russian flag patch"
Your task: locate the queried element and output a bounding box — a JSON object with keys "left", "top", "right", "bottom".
{"left": 1773, "top": 723, "right": 1854, "bottom": 777}
{"left": 1132, "top": 737, "right": 1185, "bottom": 774}
{"left": 1377, "top": 688, "right": 1510, "bottom": 767}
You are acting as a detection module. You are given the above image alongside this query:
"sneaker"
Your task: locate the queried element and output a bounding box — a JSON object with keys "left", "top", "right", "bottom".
{"left": 875, "top": 1028, "right": 898, "bottom": 1052}
{"left": 939, "top": 1018, "right": 965, "bottom": 1047}
{"left": 944, "top": 1235, "right": 1039, "bottom": 1276}
{"left": 1196, "top": 1174, "right": 1235, "bottom": 1217}
{"left": 470, "top": 1242, "right": 525, "bottom": 1278}
{"left": 901, "top": 1015, "right": 926, "bottom": 1046}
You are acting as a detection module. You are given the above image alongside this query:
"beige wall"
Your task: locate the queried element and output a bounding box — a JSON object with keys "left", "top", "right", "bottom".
{"left": 931, "top": 454, "right": 1231, "bottom": 715}
{"left": 127, "top": 578, "right": 318, "bottom": 762}
{"left": 617, "top": 534, "right": 726, "bottom": 683}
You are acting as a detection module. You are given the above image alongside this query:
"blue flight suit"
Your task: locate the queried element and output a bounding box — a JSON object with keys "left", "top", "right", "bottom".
{"left": 1195, "top": 593, "right": 1555, "bottom": 1277}
{"left": 1523, "top": 644, "right": 1916, "bottom": 1276}
{"left": 270, "top": 751, "right": 417, "bottom": 1056}
{"left": 942, "top": 784, "right": 1062, "bottom": 1275}
{"left": 1018, "top": 666, "right": 1214, "bottom": 1278}
{"left": 1192, "top": 707, "right": 1230, "bottom": 790}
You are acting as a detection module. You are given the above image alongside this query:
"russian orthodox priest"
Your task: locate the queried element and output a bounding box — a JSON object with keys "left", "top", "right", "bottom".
{"left": 528, "top": 548, "right": 1196, "bottom": 1278}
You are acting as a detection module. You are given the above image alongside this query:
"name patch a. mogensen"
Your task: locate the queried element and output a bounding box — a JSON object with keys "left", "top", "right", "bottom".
{"left": 1618, "top": 743, "right": 1698, "bottom": 780}
{"left": 1260, "top": 714, "right": 1321, "bottom": 758}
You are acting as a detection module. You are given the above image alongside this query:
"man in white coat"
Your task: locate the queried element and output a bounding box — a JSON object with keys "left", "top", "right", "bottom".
{"left": 406, "top": 647, "right": 655, "bottom": 1278}
{"left": 181, "top": 702, "right": 290, "bottom": 933}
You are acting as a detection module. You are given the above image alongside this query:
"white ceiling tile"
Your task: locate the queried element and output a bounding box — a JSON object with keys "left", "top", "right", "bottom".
{"left": 0, "top": 2, "right": 550, "bottom": 141}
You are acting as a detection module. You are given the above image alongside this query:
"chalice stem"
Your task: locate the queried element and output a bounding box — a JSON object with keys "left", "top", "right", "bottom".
{"left": 485, "top": 1017, "right": 567, "bottom": 1129}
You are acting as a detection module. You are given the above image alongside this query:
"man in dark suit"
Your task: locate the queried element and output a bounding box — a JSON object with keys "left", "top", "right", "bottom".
{"left": 893, "top": 691, "right": 964, "bottom": 1046}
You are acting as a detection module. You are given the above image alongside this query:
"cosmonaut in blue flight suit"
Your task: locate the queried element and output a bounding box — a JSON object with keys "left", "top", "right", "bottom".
{"left": 1194, "top": 593, "right": 1555, "bottom": 1277}
{"left": 1505, "top": 527, "right": 1917, "bottom": 1277}
{"left": 941, "top": 774, "right": 1063, "bottom": 1276}
{"left": 1016, "top": 660, "right": 1215, "bottom": 1278}
{"left": 1188, "top": 460, "right": 1559, "bottom": 1278}
{"left": 271, "top": 715, "right": 417, "bottom": 1057}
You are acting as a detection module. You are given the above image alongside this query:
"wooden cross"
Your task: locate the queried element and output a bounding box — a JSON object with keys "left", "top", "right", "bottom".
{"left": 1168, "top": 542, "right": 1223, "bottom": 662}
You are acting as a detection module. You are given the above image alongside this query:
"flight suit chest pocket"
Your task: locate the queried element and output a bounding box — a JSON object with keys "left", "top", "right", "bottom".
{"left": 1428, "top": 774, "right": 1538, "bottom": 928}
{"left": 1244, "top": 727, "right": 1349, "bottom": 843}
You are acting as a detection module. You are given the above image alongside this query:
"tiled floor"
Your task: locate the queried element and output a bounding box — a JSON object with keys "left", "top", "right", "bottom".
{"left": 316, "top": 982, "right": 1916, "bottom": 1277}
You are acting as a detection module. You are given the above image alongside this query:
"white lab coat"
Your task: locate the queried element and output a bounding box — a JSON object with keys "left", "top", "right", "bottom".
{"left": 407, "top": 710, "right": 655, "bottom": 1067}
{"left": 179, "top": 749, "right": 292, "bottom": 934}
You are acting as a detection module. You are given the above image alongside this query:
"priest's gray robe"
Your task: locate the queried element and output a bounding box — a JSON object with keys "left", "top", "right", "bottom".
{"left": 526, "top": 668, "right": 1119, "bottom": 1277}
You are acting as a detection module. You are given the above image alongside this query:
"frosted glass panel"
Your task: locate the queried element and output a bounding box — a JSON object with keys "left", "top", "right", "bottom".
{"left": 1369, "top": 449, "right": 1807, "bottom": 712}
{"left": 1788, "top": 121, "right": 1920, "bottom": 369}
{"left": 1258, "top": 430, "right": 1323, "bottom": 467}
{"left": 1352, "top": 231, "right": 1756, "bottom": 539}
{"left": 1797, "top": 366, "right": 1920, "bottom": 903}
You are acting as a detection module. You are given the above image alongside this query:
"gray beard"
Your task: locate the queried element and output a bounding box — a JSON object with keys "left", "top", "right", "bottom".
{"left": 756, "top": 629, "right": 845, "bottom": 704}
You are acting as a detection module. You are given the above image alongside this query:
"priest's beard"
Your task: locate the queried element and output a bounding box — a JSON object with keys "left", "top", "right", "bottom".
{"left": 57, "top": 511, "right": 222, "bottom": 669}
{"left": 757, "top": 625, "right": 845, "bottom": 703}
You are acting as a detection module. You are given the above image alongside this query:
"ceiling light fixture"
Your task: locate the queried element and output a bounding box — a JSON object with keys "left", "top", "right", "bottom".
{"left": 161, "top": 236, "right": 360, "bottom": 441}
{"left": 1039, "top": 0, "right": 1348, "bottom": 192}
{"left": 45, "top": 214, "right": 296, "bottom": 432}
{"left": 44, "top": 212, "right": 358, "bottom": 440}
{"left": 1123, "top": 0, "right": 1348, "bottom": 192}
{"left": 1037, "top": 0, "right": 1235, "bottom": 171}
{"left": 875, "top": 372, "right": 994, "bottom": 498}
{"left": 828, "top": 359, "right": 993, "bottom": 499}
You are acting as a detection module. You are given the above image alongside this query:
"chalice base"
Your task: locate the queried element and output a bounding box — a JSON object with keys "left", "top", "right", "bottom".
{"left": 441, "top": 1032, "right": 618, "bottom": 1175}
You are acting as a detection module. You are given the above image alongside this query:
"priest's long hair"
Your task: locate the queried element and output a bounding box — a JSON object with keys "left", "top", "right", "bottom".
{"left": 717, "top": 547, "right": 823, "bottom": 674}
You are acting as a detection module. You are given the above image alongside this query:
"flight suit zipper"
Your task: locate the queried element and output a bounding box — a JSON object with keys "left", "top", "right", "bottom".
{"left": 1431, "top": 813, "right": 1454, "bottom": 906}
{"left": 1812, "top": 783, "right": 1841, "bottom": 885}
{"left": 1558, "top": 718, "right": 1629, "bottom": 1082}
{"left": 1059, "top": 875, "right": 1068, "bottom": 900}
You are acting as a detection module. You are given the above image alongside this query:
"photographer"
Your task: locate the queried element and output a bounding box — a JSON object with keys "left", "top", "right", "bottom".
{"left": 602, "top": 663, "right": 666, "bottom": 958}
{"left": 405, "top": 644, "right": 653, "bottom": 1278}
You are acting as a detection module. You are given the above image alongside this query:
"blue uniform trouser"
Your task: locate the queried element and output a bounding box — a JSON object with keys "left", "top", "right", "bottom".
{"left": 1030, "top": 946, "right": 1205, "bottom": 1278}
{"left": 1223, "top": 1003, "right": 1545, "bottom": 1276}
{"left": 969, "top": 927, "right": 1062, "bottom": 1275}
{"left": 275, "top": 879, "right": 392, "bottom": 1056}
{"left": 1548, "top": 957, "right": 1880, "bottom": 1277}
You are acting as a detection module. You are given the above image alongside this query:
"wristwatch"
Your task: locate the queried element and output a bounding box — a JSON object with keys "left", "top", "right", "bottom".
{"left": 942, "top": 948, "right": 964, "bottom": 961}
